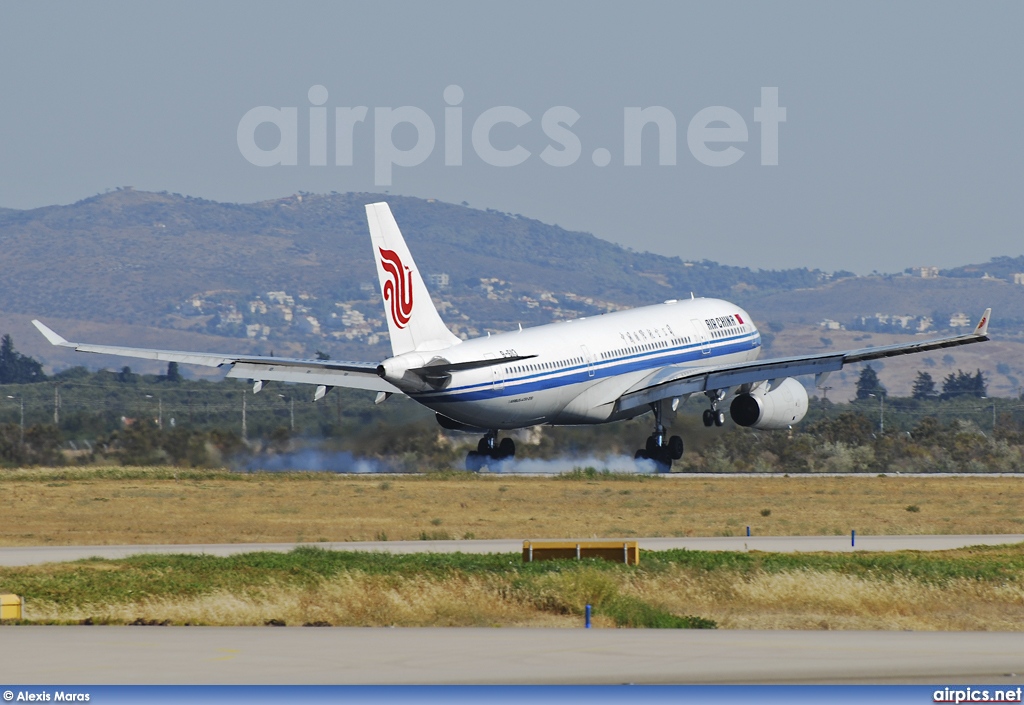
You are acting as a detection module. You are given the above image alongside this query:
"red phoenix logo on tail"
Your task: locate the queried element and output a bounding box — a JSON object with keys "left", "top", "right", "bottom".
{"left": 379, "top": 247, "right": 414, "bottom": 329}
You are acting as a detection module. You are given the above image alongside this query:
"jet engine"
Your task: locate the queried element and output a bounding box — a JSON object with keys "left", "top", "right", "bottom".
{"left": 729, "top": 377, "right": 808, "bottom": 430}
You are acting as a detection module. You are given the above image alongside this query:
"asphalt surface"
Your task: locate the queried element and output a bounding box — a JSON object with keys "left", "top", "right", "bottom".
{"left": 2, "top": 534, "right": 1023, "bottom": 566}
{"left": 1, "top": 627, "right": 1022, "bottom": 684}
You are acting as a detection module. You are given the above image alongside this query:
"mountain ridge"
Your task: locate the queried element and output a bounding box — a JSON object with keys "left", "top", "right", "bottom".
{"left": 1, "top": 189, "right": 1022, "bottom": 400}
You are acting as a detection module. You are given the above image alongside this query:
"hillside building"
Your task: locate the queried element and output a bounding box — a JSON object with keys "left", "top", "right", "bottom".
{"left": 428, "top": 273, "right": 450, "bottom": 289}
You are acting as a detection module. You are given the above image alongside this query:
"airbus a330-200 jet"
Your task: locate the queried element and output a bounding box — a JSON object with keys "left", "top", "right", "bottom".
{"left": 33, "top": 202, "right": 991, "bottom": 471}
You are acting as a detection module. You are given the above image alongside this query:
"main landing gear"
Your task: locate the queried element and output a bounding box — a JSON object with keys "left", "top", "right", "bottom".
{"left": 634, "top": 401, "right": 683, "bottom": 472}
{"left": 465, "top": 430, "right": 516, "bottom": 471}
{"left": 702, "top": 390, "right": 726, "bottom": 427}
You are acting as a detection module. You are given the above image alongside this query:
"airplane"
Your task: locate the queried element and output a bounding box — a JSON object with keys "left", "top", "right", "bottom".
{"left": 32, "top": 202, "right": 992, "bottom": 471}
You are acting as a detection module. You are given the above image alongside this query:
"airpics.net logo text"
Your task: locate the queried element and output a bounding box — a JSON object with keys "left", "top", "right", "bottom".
{"left": 237, "top": 85, "right": 786, "bottom": 186}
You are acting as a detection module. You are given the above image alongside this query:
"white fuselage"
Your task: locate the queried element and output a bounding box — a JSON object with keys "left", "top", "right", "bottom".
{"left": 386, "top": 297, "right": 761, "bottom": 429}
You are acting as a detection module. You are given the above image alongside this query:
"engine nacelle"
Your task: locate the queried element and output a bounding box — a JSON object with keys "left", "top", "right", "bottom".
{"left": 729, "top": 377, "right": 809, "bottom": 430}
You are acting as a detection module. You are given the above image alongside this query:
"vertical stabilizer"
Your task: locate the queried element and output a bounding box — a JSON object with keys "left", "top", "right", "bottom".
{"left": 365, "top": 202, "right": 461, "bottom": 356}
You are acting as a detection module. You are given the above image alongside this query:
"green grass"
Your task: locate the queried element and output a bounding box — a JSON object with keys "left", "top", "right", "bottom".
{"left": 642, "top": 543, "right": 1024, "bottom": 584}
{"left": 7, "top": 543, "right": 1024, "bottom": 607}
{"left": 1, "top": 548, "right": 717, "bottom": 626}
{"left": 601, "top": 596, "right": 716, "bottom": 629}
{"left": 4, "top": 543, "right": 1024, "bottom": 627}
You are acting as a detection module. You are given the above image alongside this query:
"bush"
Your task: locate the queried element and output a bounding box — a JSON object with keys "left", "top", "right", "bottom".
{"left": 600, "top": 596, "right": 717, "bottom": 629}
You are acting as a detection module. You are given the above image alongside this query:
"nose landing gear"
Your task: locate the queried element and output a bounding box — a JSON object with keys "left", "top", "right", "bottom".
{"left": 465, "top": 430, "right": 516, "bottom": 471}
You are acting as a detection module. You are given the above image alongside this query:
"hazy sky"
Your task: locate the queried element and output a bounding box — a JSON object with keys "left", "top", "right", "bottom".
{"left": 1, "top": 1, "right": 1021, "bottom": 273}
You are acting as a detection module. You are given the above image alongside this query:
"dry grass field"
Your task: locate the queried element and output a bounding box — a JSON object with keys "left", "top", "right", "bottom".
{"left": 1, "top": 467, "right": 1022, "bottom": 546}
{"left": 3, "top": 468, "right": 1024, "bottom": 630}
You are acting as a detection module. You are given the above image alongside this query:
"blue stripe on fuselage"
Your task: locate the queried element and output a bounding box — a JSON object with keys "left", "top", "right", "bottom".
{"left": 411, "top": 331, "right": 760, "bottom": 404}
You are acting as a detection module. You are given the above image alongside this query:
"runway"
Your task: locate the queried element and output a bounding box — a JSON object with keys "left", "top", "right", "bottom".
{"left": 1, "top": 626, "right": 1023, "bottom": 684}
{"left": 2, "top": 534, "right": 1022, "bottom": 566}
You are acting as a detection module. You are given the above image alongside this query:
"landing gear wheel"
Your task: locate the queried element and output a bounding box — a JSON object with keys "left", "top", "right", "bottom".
{"left": 638, "top": 401, "right": 675, "bottom": 472}
{"left": 638, "top": 435, "right": 673, "bottom": 472}
{"left": 635, "top": 446, "right": 670, "bottom": 470}
{"left": 497, "top": 437, "right": 516, "bottom": 459}
{"left": 645, "top": 435, "right": 660, "bottom": 455}
{"left": 650, "top": 447, "right": 672, "bottom": 473}
{"left": 471, "top": 433, "right": 514, "bottom": 470}
{"left": 714, "top": 410, "right": 726, "bottom": 427}
{"left": 667, "top": 435, "right": 684, "bottom": 460}
{"left": 702, "top": 409, "right": 714, "bottom": 427}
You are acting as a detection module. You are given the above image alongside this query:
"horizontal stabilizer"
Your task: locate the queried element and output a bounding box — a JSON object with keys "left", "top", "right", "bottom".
{"left": 410, "top": 354, "right": 537, "bottom": 375}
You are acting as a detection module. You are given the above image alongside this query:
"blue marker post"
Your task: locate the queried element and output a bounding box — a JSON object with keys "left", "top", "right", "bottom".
{"left": 746, "top": 526, "right": 750, "bottom": 537}
{"left": 851, "top": 529, "right": 855, "bottom": 547}
{"left": 585, "top": 604, "right": 591, "bottom": 629}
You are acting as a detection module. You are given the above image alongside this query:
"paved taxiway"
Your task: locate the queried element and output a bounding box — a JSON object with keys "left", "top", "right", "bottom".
{"left": 2, "top": 534, "right": 1022, "bottom": 566}
{"left": 2, "top": 627, "right": 1023, "bottom": 684}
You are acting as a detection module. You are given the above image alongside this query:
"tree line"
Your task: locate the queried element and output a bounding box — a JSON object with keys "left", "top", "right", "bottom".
{"left": 856, "top": 364, "right": 989, "bottom": 401}
{"left": 2, "top": 331, "right": 1023, "bottom": 472}
{"left": 0, "top": 334, "right": 46, "bottom": 384}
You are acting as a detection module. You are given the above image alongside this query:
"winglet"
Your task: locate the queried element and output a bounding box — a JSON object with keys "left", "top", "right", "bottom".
{"left": 32, "top": 320, "right": 72, "bottom": 347}
{"left": 974, "top": 308, "right": 992, "bottom": 337}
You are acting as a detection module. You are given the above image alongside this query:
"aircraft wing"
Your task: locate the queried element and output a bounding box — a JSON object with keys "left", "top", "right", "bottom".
{"left": 616, "top": 308, "right": 991, "bottom": 413}
{"left": 31, "top": 320, "right": 400, "bottom": 395}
